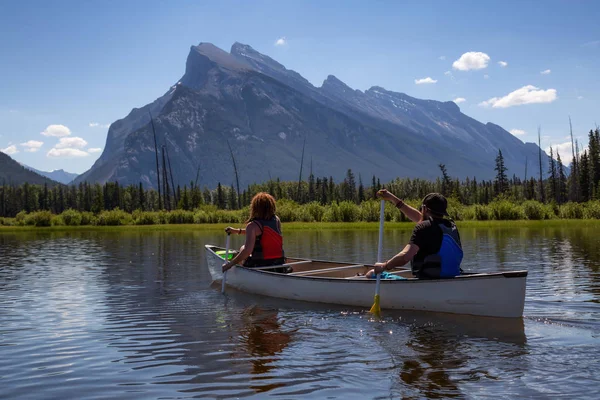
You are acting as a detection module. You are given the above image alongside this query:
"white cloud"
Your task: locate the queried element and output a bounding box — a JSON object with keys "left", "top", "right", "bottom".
{"left": 479, "top": 85, "right": 558, "bottom": 108}
{"left": 540, "top": 69, "right": 551, "bottom": 75}
{"left": 20, "top": 140, "right": 43, "bottom": 152}
{"left": 439, "top": 56, "right": 446, "bottom": 60}
{"left": 453, "top": 97, "right": 466, "bottom": 104}
{"left": 509, "top": 129, "right": 526, "bottom": 136}
{"left": 484, "top": 74, "right": 490, "bottom": 79}
{"left": 56, "top": 137, "right": 88, "bottom": 149}
{"left": 545, "top": 142, "right": 573, "bottom": 159}
{"left": 578, "top": 96, "right": 584, "bottom": 100}
{"left": 414, "top": 77, "right": 437, "bottom": 85}
{"left": 444, "top": 71, "right": 452, "bottom": 76}
{"left": 452, "top": 51, "right": 490, "bottom": 71}
{"left": 274, "top": 37, "right": 287, "bottom": 46}
{"left": 89, "top": 122, "right": 110, "bottom": 128}
{"left": 1, "top": 145, "right": 19, "bottom": 155}
{"left": 87, "top": 147, "right": 102, "bottom": 153}
{"left": 47, "top": 148, "right": 89, "bottom": 158}
{"left": 41, "top": 124, "right": 71, "bottom": 137}
{"left": 498, "top": 61, "right": 508, "bottom": 67}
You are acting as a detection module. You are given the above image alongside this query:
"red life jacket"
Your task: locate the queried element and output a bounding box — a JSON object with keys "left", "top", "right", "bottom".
{"left": 244, "top": 217, "right": 285, "bottom": 267}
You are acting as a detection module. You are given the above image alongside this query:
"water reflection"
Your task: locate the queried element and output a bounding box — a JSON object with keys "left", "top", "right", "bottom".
{"left": 0, "top": 225, "right": 599, "bottom": 399}
{"left": 236, "top": 306, "right": 293, "bottom": 392}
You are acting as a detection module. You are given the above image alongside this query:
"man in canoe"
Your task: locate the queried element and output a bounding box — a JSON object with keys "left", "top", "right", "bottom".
{"left": 221, "top": 192, "right": 286, "bottom": 272}
{"left": 366, "top": 190, "right": 463, "bottom": 279}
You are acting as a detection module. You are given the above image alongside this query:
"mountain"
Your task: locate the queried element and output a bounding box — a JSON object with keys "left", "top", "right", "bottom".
{"left": 74, "top": 42, "right": 555, "bottom": 188}
{"left": 22, "top": 165, "right": 78, "bottom": 184}
{"left": 1, "top": 152, "right": 59, "bottom": 186}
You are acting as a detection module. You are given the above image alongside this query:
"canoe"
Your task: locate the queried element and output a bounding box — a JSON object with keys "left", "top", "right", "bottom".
{"left": 205, "top": 245, "right": 527, "bottom": 318}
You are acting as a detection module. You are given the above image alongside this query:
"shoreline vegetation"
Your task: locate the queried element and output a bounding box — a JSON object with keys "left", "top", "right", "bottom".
{"left": 2, "top": 198, "right": 600, "bottom": 229}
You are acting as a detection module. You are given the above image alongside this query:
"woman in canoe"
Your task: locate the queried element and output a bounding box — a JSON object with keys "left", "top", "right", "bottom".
{"left": 366, "top": 190, "right": 463, "bottom": 279}
{"left": 222, "top": 192, "right": 286, "bottom": 272}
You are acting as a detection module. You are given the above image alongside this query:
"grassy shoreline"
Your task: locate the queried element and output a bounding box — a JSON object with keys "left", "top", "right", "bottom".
{"left": 1, "top": 219, "right": 599, "bottom": 233}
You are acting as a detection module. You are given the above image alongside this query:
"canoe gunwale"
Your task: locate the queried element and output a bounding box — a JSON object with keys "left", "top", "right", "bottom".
{"left": 205, "top": 244, "right": 528, "bottom": 283}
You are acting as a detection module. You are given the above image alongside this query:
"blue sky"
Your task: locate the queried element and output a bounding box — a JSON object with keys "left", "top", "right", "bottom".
{"left": 1, "top": 0, "right": 599, "bottom": 173}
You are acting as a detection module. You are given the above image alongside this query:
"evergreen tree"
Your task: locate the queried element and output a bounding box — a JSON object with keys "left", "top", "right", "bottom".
{"left": 229, "top": 184, "right": 238, "bottom": 210}
{"left": 547, "top": 147, "right": 558, "bottom": 202}
{"left": 217, "top": 183, "right": 225, "bottom": 209}
{"left": 343, "top": 169, "right": 357, "bottom": 202}
{"left": 557, "top": 151, "right": 567, "bottom": 204}
{"left": 494, "top": 149, "right": 508, "bottom": 195}
{"left": 579, "top": 151, "right": 591, "bottom": 201}
{"left": 371, "top": 175, "right": 378, "bottom": 199}
{"left": 358, "top": 174, "right": 365, "bottom": 203}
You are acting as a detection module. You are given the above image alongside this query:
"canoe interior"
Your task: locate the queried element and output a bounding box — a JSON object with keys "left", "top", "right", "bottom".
{"left": 207, "top": 245, "right": 527, "bottom": 281}
{"left": 208, "top": 245, "right": 414, "bottom": 279}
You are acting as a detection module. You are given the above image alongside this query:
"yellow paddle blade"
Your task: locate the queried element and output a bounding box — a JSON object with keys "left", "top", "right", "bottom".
{"left": 369, "top": 294, "right": 381, "bottom": 317}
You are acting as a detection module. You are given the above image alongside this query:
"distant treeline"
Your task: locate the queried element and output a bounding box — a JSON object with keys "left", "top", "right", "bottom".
{"left": 1, "top": 127, "right": 599, "bottom": 222}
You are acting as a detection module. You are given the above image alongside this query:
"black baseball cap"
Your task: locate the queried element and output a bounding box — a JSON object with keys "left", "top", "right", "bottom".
{"left": 422, "top": 193, "right": 448, "bottom": 216}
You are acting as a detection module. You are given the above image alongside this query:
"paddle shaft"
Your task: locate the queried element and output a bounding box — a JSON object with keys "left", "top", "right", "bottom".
{"left": 377, "top": 200, "right": 385, "bottom": 263}
{"left": 221, "top": 233, "right": 231, "bottom": 294}
{"left": 374, "top": 200, "right": 385, "bottom": 302}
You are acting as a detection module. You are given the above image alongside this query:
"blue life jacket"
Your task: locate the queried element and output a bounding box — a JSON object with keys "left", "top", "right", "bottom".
{"left": 436, "top": 223, "right": 463, "bottom": 277}
{"left": 412, "top": 220, "right": 463, "bottom": 279}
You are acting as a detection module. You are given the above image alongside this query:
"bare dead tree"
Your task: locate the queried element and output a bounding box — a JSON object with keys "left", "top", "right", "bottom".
{"left": 149, "top": 113, "right": 162, "bottom": 209}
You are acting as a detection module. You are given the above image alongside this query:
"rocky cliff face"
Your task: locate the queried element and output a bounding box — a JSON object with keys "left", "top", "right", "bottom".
{"left": 74, "top": 42, "right": 552, "bottom": 188}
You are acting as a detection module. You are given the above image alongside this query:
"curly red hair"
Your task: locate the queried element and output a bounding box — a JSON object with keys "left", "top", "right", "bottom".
{"left": 248, "top": 192, "right": 277, "bottom": 221}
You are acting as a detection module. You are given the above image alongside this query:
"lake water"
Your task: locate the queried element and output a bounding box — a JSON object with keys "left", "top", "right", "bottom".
{"left": 1, "top": 225, "right": 599, "bottom": 399}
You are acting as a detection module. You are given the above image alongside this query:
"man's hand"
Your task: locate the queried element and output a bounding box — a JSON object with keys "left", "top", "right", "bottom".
{"left": 373, "top": 262, "right": 387, "bottom": 274}
{"left": 377, "top": 189, "right": 400, "bottom": 204}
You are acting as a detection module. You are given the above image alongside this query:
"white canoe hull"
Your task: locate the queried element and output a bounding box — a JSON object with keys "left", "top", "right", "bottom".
{"left": 205, "top": 245, "right": 527, "bottom": 318}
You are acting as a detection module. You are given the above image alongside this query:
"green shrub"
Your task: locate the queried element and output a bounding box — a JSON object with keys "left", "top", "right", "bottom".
{"left": 15, "top": 210, "right": 27, "bottom": 226}
{"left": 295, "top": 206, "right": 315, "bottom": 222}
{"left": 559, "top": 202, "right": 584, "bottom": 219}
{"left": 460, "top": 206, "right": 476, "bottom": 221}
{"left": 522, "top": 200, "right": 546, "bottom": 220}
{"left": 133, "top": 210, "right": 159, "bottom": 225}
{"left": 157, "top": 210, "right": 169, "bottom": 224}
{"left": 166, "top": 209, "right": 195, "bottom": 224}
{"left": 338, "top": 201, "right": 361, "bottom": 222}
{"left": 488, "top": 200, "right": 524, "bottom": 220}
{"left": 61, "top": 209, "right": 82, "bottom": 226}
{"left": 193, "top": 210, "right": 211, "bottom": 224}
{"left": 473, "top": 205, "right": 490, "bottom": 221}
{"left": 214, "top": 209, "right": 240, "bottom": 223}
{"left": 0, "top": 217, "right": 14, "bottom": 226}
{"left": 80, "top": 211, "right": 96, "bottom": 225}
{"left": 446, "top": 197, "right": 465, "bottom": 221}
{"left": 51, "top": 216, "right": 64, "bottom": 226}
{"left": 24, "top": 210, "right": 53, "bottom": 227}
{"left": 276, "top": 199, "right": 299, "bottom": 222}
{"left": 304, "top": 202, "right": 325, "bottom": 222}
{"left": 584, "top": 201, "right": 600, "bottom": 219}
{"left": 359, "top": 200, "right": 380, "bottom": 222}
{"left": 322, "top": 203, "right": 341, "bottom": 222}
{"left": 96, "top": 208, "right": 132, "bottom": 226}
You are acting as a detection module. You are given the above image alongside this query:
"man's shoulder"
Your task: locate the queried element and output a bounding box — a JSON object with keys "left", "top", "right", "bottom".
{"left": 413, "top": 219, "right": 435, "bottom": 232}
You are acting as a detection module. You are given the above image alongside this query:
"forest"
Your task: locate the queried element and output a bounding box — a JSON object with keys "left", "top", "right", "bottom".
{"left": 1, "top": 128, "right": 600, "bottom": 226}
